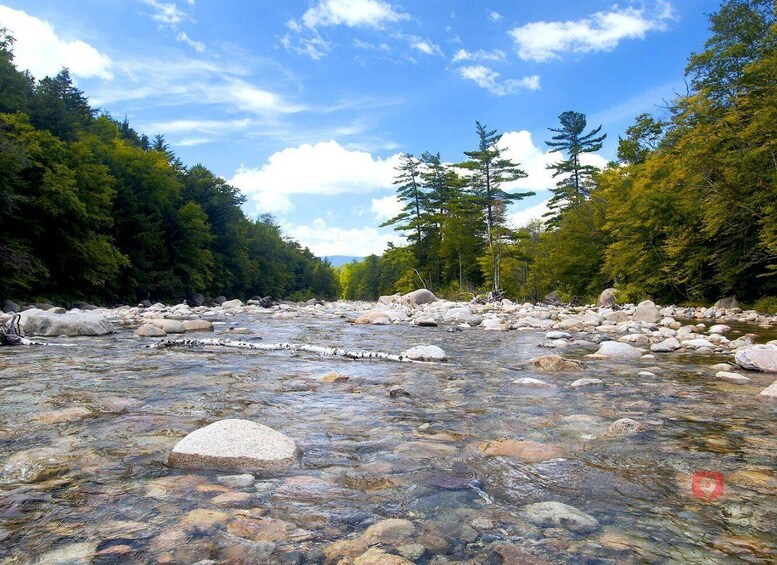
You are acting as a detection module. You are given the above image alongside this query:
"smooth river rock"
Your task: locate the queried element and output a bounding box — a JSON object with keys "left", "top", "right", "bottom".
{"left": 169, "top": 419, "right": 301, "bottom": 473}
{"left": 401, "top": 345, "right": 447, "bottom": 362}
{"left": 633, "top": 300, "right": 661, "bottom": 323}
{"left": 596, "top": 288, "right": 618, "bottom": 308}
{"left": 594, "top": 341, "right": 643, "bottom": 359}
{"left": 19, "top": 309, "right": 114, "bottom": 337}
{"left": 735, "top": 344, "right": 777, "bottom": 372}
{"left": 401, "top": 288, "right": 437, "bottom": 306}
{"left": 531, "top": 354, "right": 586, "bottom": 372}
{"left": 521, "top": 501, "right": 599, "bottom": 533}
{"left": 135, "top": 323, "right": 167, "bottom": 337}
{"left": 759, "top": 381, "right": 777, "bottom": 400}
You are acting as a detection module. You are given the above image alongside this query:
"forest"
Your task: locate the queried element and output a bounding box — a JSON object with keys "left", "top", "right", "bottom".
{"left": 339, "top": 0, "right": 777, "bottom": 310}
{"left": 0, "top": 30, "right": 339, "bottom": 304}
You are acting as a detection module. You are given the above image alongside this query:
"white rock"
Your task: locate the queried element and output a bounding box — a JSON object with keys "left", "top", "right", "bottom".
{"left": 595, "top": 341, "right": 643, "bottom": 359}
{"left": 402, "top": 345, "right": 447, "bottom": 362}
{"left": 651, "top": 337, "right": 681, "bottom": 352}
{"left": 759, "top": 381, "right": 777, "bottom": 400}
{"left": 633, "top": 300, "right": 660, "bottom": 323}
{"left": 683, "top": 338, "right": 716, "bottom": 349}
{"left": 708, "top": 324, "right": 731, "bottom": 334}
{"left": 221, "top": 299, "right": 244, "bottom": 308}
{"left": 19, "top": 309, "right": 114, "bottom": 337}
{"left": 134, "top": 323, "right": 167, "bottom": 337}
{"left": 147, "top": 319, "right": 186, "bottom": 333}
{"left": 715, "top": 371, "right": 750, "bottom": 384}
{"left": 512, "top": 377, "right": 555, "bottom": 388}
{"left": 571, "top": 378, "right": 604, "bottom": 388}
{"left": 401, "top": 289, "right": 438, "bottom": 306}
{"left": 735, "top": 344, "right": 777, "bottom": 372}
{"left": 169, "top": 419, "right": 301, "bottom": 473}
{"left": 522, "top": 501, "right": 599, "bottom": 533}
{"left": 546, "top": 331, "right": 572, "bottom": 340}
{"left": 443, "top": 307, "right": 482, "bottom": 325}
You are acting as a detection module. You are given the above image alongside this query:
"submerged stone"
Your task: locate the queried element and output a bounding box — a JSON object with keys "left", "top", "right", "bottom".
{"left": 522, "top": 501, "right": 599, "bottom": 533}
{"left": 169, "top": 419, "right": 301, "bottom": 473}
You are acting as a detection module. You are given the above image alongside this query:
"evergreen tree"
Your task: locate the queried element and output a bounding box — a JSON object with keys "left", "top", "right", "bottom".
{"left": 544, "top": 111, "right": 606, "bottom": 225}
{"left": 459, "top": 122, "right": 533, "bottom": 292}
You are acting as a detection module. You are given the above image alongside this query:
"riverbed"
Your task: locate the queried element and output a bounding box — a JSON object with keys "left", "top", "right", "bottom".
{"left": 1, "top": 309, "right": 776, "bottom": 563}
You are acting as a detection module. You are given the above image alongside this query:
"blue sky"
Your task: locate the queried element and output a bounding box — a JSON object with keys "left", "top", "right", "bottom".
{"left": 1, "top": 0, "right": 719, "bottom": 256}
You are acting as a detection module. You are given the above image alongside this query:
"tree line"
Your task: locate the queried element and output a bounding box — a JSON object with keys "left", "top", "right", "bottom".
{"left": 0, "top": 30, "right": 339, "bottom": 304}
{"left": 340, "top": 0, "right": 777, "bottom": 309}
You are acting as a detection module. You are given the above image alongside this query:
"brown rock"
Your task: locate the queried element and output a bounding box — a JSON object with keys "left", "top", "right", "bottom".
{"left": 530, "top": 355, "right": 587, "bottom": 372}
{"left": 474, "top": 439, "right": 565, "bottom": 462}
{"left": 354, "top": 548, "right": 413, "bottom": 565}
{"left": 362, "top": 518, "right": 416, "bottom": 545}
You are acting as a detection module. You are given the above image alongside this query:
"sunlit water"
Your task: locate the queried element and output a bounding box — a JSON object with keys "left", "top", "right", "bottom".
{"left": 1, "top": 312, "right": 775, "bottom": 563}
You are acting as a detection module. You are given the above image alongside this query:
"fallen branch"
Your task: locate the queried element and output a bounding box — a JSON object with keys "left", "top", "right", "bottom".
{"left": 149, "top": 338, "right": 435, "bottom": 363}
{"left": 0, "top": 314, "right": 48, "bottom": 346}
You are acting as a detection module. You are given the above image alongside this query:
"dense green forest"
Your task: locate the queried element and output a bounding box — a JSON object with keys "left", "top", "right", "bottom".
{"left": 340, "top": 0, "right": 777, "bottom": 307}
{"left": 0, "top": 30, "right": 339, "bottom": 304}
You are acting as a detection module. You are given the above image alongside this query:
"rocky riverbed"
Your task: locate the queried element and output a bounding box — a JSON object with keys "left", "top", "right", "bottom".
{"left": 1, "top": 295, "right": 776, "bottom": 563}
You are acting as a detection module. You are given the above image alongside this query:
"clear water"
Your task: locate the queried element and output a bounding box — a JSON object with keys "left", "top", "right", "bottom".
{"left": 1, "top": 312, "right": 775, "bottom": 563}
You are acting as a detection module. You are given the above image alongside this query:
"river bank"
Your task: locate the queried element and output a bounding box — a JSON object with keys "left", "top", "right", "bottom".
{"left": 1, "top": 296, "right": 776, "bottom": 563}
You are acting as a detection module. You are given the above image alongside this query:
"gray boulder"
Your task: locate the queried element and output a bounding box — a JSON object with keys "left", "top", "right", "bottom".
{"left": 169, "top": 419, "right": 301, "bottom": 473}
{"left": 595, "top": 341, "right": 643, "bottom": 359}
{"left": 189, "top": 293, "right": 205, "bottom": 306}
{"left": 633, "top": 300, "right": 660, "bottom": 323}
{"left": 651, "top": 337, "right": 681, "bottom": 352}
{"left": 402, "top": 345, "right": 447, "bottom": 361}
{"left": 735, "top": 344, "right": 777, "bottom": 373}
{"left": 401, "top": 289, "right": 438, "bottom": 306}
{"left": 543, "top": 291, "right": 562, "bottom": 306}
{"left": 19, "top": 309, "right": 114, "bottom": 337}
{"left": 147, "top": 319, "right": 185, "bottom": 334}
{"left": 214, "top": 296, "right": 227, "bottom": 305}
{"left": 134, "top": 324, "right": 167, "bottom": 337}
{"left": 2, "top": 299, "right": 19, "bottom": 313}
{"left": 714, "top": 296, "right": 740, "bottom": 309}
{"left": 443, "top": 307, "right": 482, "bottom": 325}
{"left": 596, "top": 288, "right": 618, "bottom": 308}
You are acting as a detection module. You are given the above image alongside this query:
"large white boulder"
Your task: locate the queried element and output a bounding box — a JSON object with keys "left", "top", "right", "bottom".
{"left": 19, "top": 309, "right": 113, "bottom": 337}
{"left": 594, "top": 341, "right": 643, "bottom": 359}
{"left": 735, "top": 344, "right": 777, "bottom": 373}
{"left": 596, "top": 288, "right": 618, "bottom": 308}
{"left": 221, "top": 299, "right": 244, "bottom": 309}
{"left": 401, "top": 289, "right": 438, "bottom": 306}
{"left": 633, "top": 300, "right": 661, "bottom": 323}
{"left": 401, "top": 345, "right": 447, "bottom": 362}
{"left": 442, "top": 307, "right": 482, "bottom": 325}
{"left": 169, "top": 419, "right": 301, "bottom": 473}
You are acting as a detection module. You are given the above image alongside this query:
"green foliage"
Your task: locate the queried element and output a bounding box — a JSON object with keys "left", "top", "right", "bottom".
{"left": 752, "top": 296, "right": 777, "bottom": 315}
{"left": 0, "top": 53, "right": 339, "bottom": 304}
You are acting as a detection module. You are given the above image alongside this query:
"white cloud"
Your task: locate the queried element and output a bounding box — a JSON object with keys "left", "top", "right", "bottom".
{"left": 458, "top": 65, "right": 540, "bottom": 95}
{"left": 507, "top": 201, "right": 551, "bottom": 229}
{"left": 176, "top": 31, "right": 205, "bottom": 52}
{"left": 451, "top": 48, "right": 506, "bottom": 63}
{"left": 0, "top": 6, "right": 113, "bottom": 80}
{"left": 370, "top": 195, "right": 403, "bottom": 220}
{"left": 488, "top": 11, "right": 503, "bottom": 22}
{"left": 141, "top": 0, "right": 186, "bottom": 26}
{"left": 280, "top": 32, "right": 331, "bottom": 60}
{"left": 412, "top": 39, "right": 443, "bottom": 57}
{"left": 284, "top": 218, "right": 403, "bottom": 256}
{"left": 496, "top": 130, "right": 608, "bottom": 194}
{"left": 229, "top": 141, "right": 401, "bottom": 214}
{"left": 299, "top": 0, "right": 409, "bottom": 29}
{"left": 509, "top": 2, "right": 674, "bottom": 62}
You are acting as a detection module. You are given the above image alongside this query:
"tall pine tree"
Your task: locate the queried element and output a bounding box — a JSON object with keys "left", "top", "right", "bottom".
{"left": 544, "top": 111, "right": 606, "bottom": 225}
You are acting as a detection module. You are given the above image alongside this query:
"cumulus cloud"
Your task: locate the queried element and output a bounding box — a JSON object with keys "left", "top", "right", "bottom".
{"left": 488, "top": 11, "right": 503, "bottom": 23}
{"left": 299, "top": 0, "right": 409, "bottom": 29}
{"left": 284, "top": 218, "right": 403, "bottom": 256}
{"left": 458, "top": 65, "right": 540, "bottom": 95}
{"left": 229, "top": 141, "right": 401, "bottom": 214}
{"left": 509, "top": 1, "right": 674, "bottom": 62}
{"left": 496, "top": 130, "right": 609, "bottom": 195}
{"left": 452, "top": 48, "right": 506, "bottom": 63}
{"left": 370, "top": 195, "right": 403, "bottom": 221}
{"left": 507, "top": 201, "right": 551, "bottom": 229}
{"left": 0, "top": 5, "right": 113, "bottom": 80}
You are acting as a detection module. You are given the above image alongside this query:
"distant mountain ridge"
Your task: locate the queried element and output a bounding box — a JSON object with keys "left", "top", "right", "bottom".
{"left": 325, "top": 255, "right": 364, "bottom": 267}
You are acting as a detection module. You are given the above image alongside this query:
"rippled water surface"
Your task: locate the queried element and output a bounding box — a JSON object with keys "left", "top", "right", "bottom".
{"left": 1, "top": 312, "right": 776, "bottom": 563}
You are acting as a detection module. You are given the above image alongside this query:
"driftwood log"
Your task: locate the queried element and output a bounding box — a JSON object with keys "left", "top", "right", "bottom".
{"left": 150, "top": 338, "right": 436, "bottom": 363}
{"left": 0, "top": 314, "right": 47, "bottom": 346}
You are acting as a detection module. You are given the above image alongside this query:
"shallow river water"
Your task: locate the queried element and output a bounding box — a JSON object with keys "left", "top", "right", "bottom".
{"left": 1, "top": 311, "right": 776, "bottom": 563}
